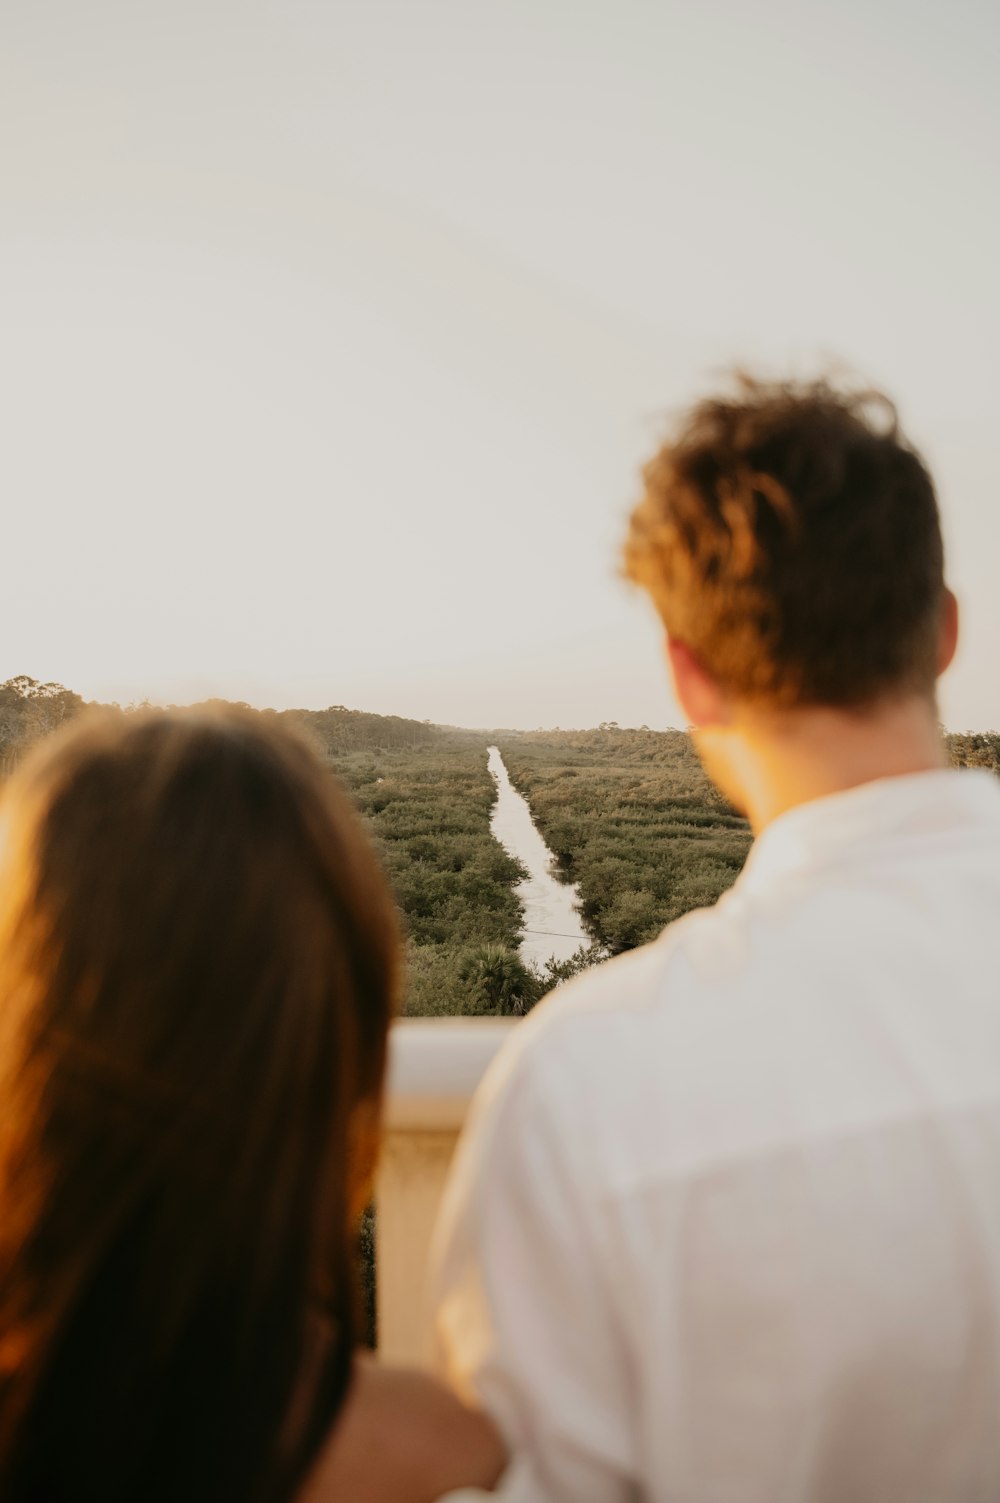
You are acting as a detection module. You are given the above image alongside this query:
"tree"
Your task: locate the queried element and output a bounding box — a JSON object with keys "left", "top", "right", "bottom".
{"left": 0, "top": 676, "right": 84, "bottom": 776}
{"left": 457, "top": 944, "right": 542, "bottom": 1016}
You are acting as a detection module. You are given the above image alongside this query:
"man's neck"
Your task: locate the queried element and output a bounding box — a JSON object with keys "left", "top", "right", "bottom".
{"left": 723, "top": 696, "right": 949, "bottom": 835}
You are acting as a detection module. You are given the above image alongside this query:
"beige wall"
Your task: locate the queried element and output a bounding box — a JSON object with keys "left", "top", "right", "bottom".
{"left": 376, "top": 1128, "right": 460, "bottom": 1366}
{"left": 375, "top": 1018, "right": 515, "bottom": 1366}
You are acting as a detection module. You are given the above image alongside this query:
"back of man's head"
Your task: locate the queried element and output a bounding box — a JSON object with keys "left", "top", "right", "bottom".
{"left": 624, "top": 377, "right": 946, "bottom": 711}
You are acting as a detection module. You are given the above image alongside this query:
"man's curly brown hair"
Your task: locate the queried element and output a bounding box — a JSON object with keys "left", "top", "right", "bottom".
{"left": 624, "top": 376, "right": 946, "bottom": 709}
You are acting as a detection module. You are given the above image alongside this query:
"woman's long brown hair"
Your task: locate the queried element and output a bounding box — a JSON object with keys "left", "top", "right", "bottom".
{"left": 0, "top": 708, "right": 400, "bottom": 1502}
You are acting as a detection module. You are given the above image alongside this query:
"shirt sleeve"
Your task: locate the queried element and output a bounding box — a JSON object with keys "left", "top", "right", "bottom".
{"left": 433, "top": 1454, "right": 536, "bottom": 1503}
{"left": 428, "top": 1046, "right": 638, "bottom": 1503}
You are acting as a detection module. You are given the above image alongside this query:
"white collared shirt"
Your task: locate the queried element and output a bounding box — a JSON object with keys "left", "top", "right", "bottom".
{"left": 430, "top": 770, "right": 1000, "bottom": 1503}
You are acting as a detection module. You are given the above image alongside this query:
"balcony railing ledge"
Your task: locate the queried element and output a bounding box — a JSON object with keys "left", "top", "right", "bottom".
{"left": 384, "top": 1016, "right": 518, "bottom": 1132}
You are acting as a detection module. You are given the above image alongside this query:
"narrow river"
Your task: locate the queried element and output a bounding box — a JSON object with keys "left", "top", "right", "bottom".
{"left": 487, "top": 746, "right": 590, "bottom": 968}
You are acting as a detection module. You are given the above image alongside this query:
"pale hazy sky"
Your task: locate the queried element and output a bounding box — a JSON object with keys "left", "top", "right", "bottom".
{"left": 2, "top": 0, "right": 998, "bottom": 729}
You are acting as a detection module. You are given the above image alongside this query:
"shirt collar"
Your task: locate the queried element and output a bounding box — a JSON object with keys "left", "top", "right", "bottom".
{"left": 735, "top": 768, "right": 1000, "bottom": 895}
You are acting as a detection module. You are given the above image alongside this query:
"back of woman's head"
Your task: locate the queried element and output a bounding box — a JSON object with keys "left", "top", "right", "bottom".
{"left": 0, "top": 708, "right": 400, "bottom": 1503}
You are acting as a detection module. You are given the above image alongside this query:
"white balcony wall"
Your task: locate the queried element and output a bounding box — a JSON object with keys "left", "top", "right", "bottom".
{"left": 376, "top": 1019, "right": 516, "bottom": 1365}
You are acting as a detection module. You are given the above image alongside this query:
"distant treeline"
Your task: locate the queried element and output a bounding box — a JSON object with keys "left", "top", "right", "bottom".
{"left": 0, "top": 676, "right": 451, "bottom": 776}
{"left": 289, "top": 705, "right": 449, "bottom": 754}
{"left": 0, "top": 677, "right": 86, "bottom": 776}
{"left": 6, "top": 676, "right": 998, "bottom": 776}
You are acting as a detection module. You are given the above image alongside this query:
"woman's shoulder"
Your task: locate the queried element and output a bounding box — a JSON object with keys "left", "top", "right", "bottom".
{"left": 299, "top": 1358, "right": 506, "bottom": 1503}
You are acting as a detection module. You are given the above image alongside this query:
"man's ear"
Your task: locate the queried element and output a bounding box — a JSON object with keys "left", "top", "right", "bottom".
{"left": 666, "top": 638, "right": 730, "bottom": 728}
{"left": 937, "top": 587, "right": 959, "bottom": 676}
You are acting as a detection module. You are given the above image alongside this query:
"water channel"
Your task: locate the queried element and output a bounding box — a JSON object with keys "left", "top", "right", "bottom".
{"left": 487, "top": 746, "right": 590, "bottom": 968}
